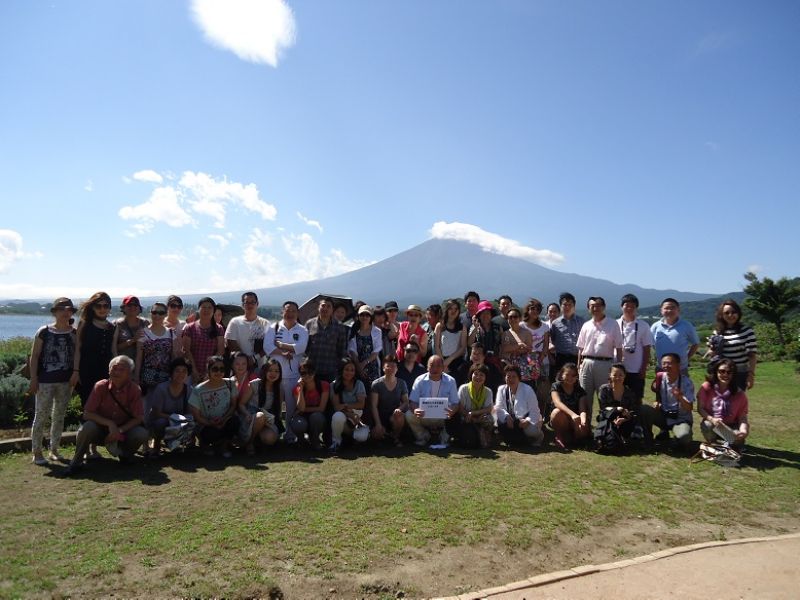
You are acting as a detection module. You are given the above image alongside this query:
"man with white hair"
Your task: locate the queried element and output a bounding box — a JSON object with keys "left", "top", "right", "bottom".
{"left": 65, "top": 355, "right": 148, "bottom": 475}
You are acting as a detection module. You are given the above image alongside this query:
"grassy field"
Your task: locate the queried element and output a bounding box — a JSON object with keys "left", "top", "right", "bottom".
{"left": 0, "top": 361, "right": 798, "bottom": 599}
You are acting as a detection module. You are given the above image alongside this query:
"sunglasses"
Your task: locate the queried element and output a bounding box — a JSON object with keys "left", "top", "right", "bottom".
{"left": 96, "top": 303, "right": 111, "bottom": 309}
{"left": 209, "top": 366, "right": 225, "bottom": 373}
{"left": 717, "top": 369, "right": 732, "bottom": 374}
{"left": 151, "top": 310, "right": 167, "bottom": 316}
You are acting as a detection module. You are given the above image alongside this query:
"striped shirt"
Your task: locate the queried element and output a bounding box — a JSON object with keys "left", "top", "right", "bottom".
{"left": 713, "top": 326, "right": 757, "bottom": 372}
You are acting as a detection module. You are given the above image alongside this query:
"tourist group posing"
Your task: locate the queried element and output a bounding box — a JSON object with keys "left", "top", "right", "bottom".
{"left": 26, "top": 290, "right": 756, "bottom": 473}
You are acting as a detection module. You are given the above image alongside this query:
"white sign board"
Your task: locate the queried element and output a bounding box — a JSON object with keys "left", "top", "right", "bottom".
{"left": 418, "top": 397, "right": 448, "bottom": 420}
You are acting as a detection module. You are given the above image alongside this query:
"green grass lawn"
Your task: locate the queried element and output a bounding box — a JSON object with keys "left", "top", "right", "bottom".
{"left": 1, "top": 362, "right": 798, "bottom": 599}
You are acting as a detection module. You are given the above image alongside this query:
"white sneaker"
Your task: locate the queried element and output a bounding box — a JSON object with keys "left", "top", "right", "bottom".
{"left": 414, "top": 431, "right": 431, "bottom": 447}
{"left": 106, "top": 442, "right": 121, "bottom": 457}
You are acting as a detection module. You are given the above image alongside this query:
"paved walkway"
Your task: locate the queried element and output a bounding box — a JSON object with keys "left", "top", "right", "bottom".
{"left": 438, "top": 532, "right": 800, "bottom": 600}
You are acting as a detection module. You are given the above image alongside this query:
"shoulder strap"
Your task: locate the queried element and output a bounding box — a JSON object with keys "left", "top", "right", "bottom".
{"left": 107, "top": 381, "right": 135, "bottom": 420}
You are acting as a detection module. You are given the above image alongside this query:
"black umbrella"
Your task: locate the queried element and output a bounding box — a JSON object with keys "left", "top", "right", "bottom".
{"left": 298, "top": 294, "right": 355, "bottom": 326}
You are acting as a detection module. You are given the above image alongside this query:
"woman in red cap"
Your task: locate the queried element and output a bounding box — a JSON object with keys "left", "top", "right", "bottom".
{"left": 112, "top": 295, "right": 149, "bottom": 361}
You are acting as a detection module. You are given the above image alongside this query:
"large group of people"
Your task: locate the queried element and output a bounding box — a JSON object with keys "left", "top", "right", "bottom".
{"left": 26, "top": 290, "right": 756, "bottom": 473}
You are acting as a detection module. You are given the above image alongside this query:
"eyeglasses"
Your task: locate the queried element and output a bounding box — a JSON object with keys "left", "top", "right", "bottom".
{"left": 717, "top": 369, "right": 731, "bottom": 374}
{"left": 151, "top": 310, "right": 167, "bottom": 316}
{"left": 168, "top": 303, "right": 183, "bottom": 309}
{"left": 243, "top": 301, "right": 258, "bottom": 306}
{"left": 209, "top": 366, "right": 225, "bottom": 373}
{"left": 96, "top": 303, "right": 111, "bottom": 309}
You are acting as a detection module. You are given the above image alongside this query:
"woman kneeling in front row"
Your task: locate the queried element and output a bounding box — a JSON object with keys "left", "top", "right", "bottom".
{"left": 549, "top": 362, "right": 590, "bottom": 449}
{"left": 495, "top": 364, "right": 544, "bottom": 447}
{"left": 189, "top": 355, "right": 240, "bottom": 458}
{"left": 698, "top": 359, "right": 749, "bottom": 448}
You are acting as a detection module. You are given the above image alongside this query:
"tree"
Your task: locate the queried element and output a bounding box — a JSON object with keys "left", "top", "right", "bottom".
{"left": 743, "top": 272, "right": 800, "bottom": 346}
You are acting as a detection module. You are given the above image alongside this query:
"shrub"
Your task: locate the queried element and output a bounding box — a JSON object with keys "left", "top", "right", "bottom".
{"left": 0, "top": 374, "right": 32, "bottom": 427}
{"left": 753, "top": 318, "right": 800, "bottom": 361}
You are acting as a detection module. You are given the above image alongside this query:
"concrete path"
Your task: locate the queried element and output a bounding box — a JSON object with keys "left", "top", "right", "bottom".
{"left": 439, "top": 532, "right": 800, "bottom": 600}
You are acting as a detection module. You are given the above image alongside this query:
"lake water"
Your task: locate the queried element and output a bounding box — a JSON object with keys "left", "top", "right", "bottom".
{"left": 0, "top": 315, "right": 55, "bottom": 340}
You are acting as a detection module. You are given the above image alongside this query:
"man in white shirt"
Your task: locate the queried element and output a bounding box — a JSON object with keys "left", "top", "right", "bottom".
{"left": 616, "top": 294, "right": 654, "bottom": 402}
{"left": 576, "top": 296, "right": 623, "bottom": 421}
{"left": 264, "top": 301, "right": 309, "bottom": 443}
{"left": 405, "top": 355, "right": 459, "bottom": 447}
{"left": 224, "top": 292, "right": 269, "bottom": 370}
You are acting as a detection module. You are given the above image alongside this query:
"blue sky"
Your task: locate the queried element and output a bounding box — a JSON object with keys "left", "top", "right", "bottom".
{"left": 1, "top": 0, "right": 798, "bottom": 301}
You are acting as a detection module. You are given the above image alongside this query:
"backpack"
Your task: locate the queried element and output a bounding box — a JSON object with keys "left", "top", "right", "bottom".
{"left": 593, "top": 407, "right": 624, "bottom": 453}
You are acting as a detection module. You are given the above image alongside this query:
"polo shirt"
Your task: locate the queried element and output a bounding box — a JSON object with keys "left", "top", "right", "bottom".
{"left": 651, "top": 318, "right": 699, "bottom": 365}
{"left": 576, "top": 317, "right": 623, "bottom": 358}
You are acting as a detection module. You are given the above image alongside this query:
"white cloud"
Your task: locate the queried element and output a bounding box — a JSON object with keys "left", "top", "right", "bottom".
{"left": 747, "top": 264, "right": 763, "bottom": 275}
{"left": 84, "top": 179, "right": 93, "bottom": 192}
{"left": 118, "top": 186, "right": 195, "bottom": 236}
{"left": 0, "top": 229, "right": 24, "bottom": 274}
{"left": 429, "top": 221, "right": 565, "bottom": 267}
{"left": 133, "top": 169, "right": 164, "bottom": 184}
{"left": 122, "top": 176, "right": 132, "bottom": 184}
{"left": 297, "top": 211, "right": 323, "bottom": 233}
{"left": 191, "top": 0, "right": 296, "bottom": 67}
{"left": 208, "top": 233, "right": 231, "bottom": 248}
{"left": 194, "top": 245, "right": 218, "bottom": 261}
{"left": 160, "top": 253, "right": 187, "bottom": 265}
{"left": 180, "top": 171, "right": 277, "bottom": 228}
{"left": 231, "top": 228, "right": 373, "bottom": 289}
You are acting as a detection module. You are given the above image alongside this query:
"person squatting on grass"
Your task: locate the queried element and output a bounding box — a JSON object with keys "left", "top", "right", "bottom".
{"left": 144, "top": 357, "right": 192, "bottom": 456}
{"left": 65, "top": 355, "right": 148, "bottom": 475}
{"left": 238, "top": 358, "right": 282, "bottom": 455}
{"left": 406, "top": 355, "right": 460, "bottom": 447}
{"left": 549, "top": 362, "right": 590, "bottom": 449}
{"left": 289, "top": 358, "right": 329, "bottom": 449}
{"left": 697, "top": 358, "right": 749, "bottom": 449}
{"left": 455, "top": 363, "right": 495, "bottom": 449}
{"left": 494, "top": 364, "right": 544, "bottom": 447}
{"left": 189, "top": 355, "right": 241, "bottom": 458}
{"left": 640, "top": 352, "right": 695, "bottom": 451}
{"left": 329, "top": 357, "right": 369, "bottom": 452}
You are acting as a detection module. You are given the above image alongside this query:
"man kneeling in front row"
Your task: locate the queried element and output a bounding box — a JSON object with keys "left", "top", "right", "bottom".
{"left": 66, "top": 355, "right": 148, "bottom": 474}
{"left": 640, "top": 353, "right": 694, "bottom": 452}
